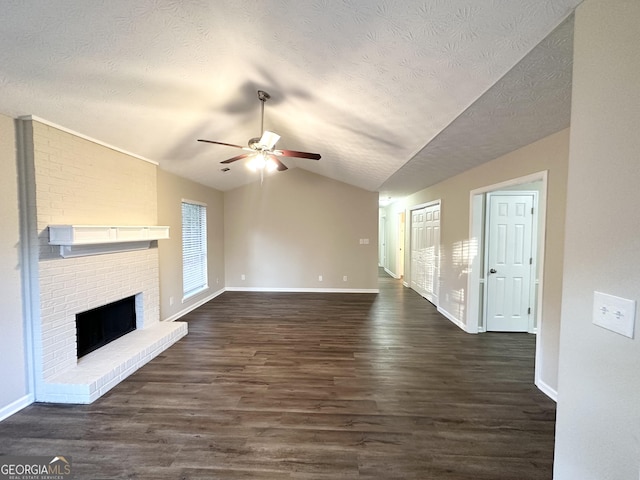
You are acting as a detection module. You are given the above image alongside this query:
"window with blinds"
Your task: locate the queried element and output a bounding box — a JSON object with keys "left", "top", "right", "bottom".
{"left": 182, "top": 201, "right": 208, "bottom": 299}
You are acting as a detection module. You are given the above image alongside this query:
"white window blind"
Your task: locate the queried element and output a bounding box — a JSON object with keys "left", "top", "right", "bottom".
{"left": 182, "top": 201, "right": 208, "bottom": 298}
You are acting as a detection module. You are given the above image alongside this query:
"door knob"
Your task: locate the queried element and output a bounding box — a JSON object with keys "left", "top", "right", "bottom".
{"left": 489, "top": 268, "right": 497, "bottom": 274}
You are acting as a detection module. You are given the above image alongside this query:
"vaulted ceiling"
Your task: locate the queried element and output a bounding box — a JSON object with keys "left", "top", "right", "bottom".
{"left": 0, "top": 1, "right": 581, "bottom": 200}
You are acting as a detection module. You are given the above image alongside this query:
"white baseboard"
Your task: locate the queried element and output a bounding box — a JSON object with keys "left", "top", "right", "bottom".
{"left": 164, "top": 286, "right": 379, "bottom": 322}
{"left": 163, "top": 287, "right": 225, "bottom": 322}
{"left": 402, "top": 281, "right": 409, "bottom": 288}
{"left": 225, "top": 287, "right": 379, "bottom": 293}
{"left": 383, "top": 267, "right": 401, "bottom": 279}
{"left": 437, "top": 306, "right": 468, "bottom": 332}
{"left": 536, "top": 378, "right": 558, "bottom": 402}
{"left": 0, "top": 393, "right": 34, "bottom": 422}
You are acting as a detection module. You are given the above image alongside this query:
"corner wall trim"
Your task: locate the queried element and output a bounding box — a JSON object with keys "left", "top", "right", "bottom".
{"left": 16, "top": 118, "right": 39, "bottom": 406}
{"left": 20, "top": 116, "right": 158, "bottom": 165}
{"left": 536, "top": 378, "right": 558, "bottom": 402}
{"left": 383, "top": 267, "right": 401, "bottom": 279}
{"left": 163, "top": 288, "right": 225, "bottom": 322}
{"left": 0, "top": 394, "right": 34, "bottom": 423}
{"left": 437, "top": 306, "right": 468, "bottom": 332}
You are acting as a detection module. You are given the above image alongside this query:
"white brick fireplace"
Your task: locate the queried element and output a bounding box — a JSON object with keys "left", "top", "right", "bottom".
{"left": 36, "top": 248, "right": 186, "bottom": 403}
{"left": 20, "top": 117, "right": 187, "bottom": 404}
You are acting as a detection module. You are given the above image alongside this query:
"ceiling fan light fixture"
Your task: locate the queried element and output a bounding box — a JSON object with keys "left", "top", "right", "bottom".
{"left": 265, "top": 157, "right": 278, "bottom": 173}
{"left": 247, "top": 153, "right": 266, "bottom": 172}
{"left": 247, "top": 153, "right": 278, "bottom": 173}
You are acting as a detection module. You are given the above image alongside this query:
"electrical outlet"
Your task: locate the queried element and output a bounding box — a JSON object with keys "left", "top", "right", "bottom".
{"left": 169, "top": 296, "right": 174, "bottom": 306}
{"left": 593, "top": 291, "right": 636, "bottom": 338}
{"left": 318, "top": 275, "right": 323, "bottom": 282}
{"left": 241, "top": 274, "right": 245, "bottom": 281}
{"left": 343, "top": 275, "right": 348, "bottom": 282}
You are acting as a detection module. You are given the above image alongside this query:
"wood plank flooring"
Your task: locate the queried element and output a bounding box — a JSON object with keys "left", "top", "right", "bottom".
{"left": 0, "top": 271, "right": 556, "bottom": 479}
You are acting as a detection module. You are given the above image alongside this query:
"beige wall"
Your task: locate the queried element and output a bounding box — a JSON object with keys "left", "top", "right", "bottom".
{"left": 384, "top": 128, "right": 569, "bottom": 393}
{"left": 555, "top": 1, "right": 640, "bottom": 478}
{"left": 157, "top": 169, "right": 225, "bottom": 320}
{"left": 224, "top": 168, "right": 379, "bottom": 290}
{"left": 0, "top": 114, "right": 29, "bottom": 413}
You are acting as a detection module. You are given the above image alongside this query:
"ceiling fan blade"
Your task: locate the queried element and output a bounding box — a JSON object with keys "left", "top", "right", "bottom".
{"left": 221, "top": 153, "right": 251, "bottom": 164}
{"left": 268, "top": 155, "right": 288, "bottom": 171}
{"left": 198, "top": 139, "right": 246, "bottom": 149}
{"left": 273, "top": 149, "right": 321, "bottom": 160}
{"left": 198, "top": 92, "right": 320, "bottom": 170}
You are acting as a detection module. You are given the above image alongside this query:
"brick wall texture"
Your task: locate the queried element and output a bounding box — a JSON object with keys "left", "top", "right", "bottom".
{"left": 31, "top": 121, "right": 160, "bottom": 380}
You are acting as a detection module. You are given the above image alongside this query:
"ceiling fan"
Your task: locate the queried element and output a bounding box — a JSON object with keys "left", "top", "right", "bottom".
{"left": 198, "top": 90, "right": 321, "bottom": 173}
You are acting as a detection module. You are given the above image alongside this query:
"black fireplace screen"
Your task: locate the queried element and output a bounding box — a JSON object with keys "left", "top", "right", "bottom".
{"left": 76, "top": 295, "right": 136, "bottom": 358}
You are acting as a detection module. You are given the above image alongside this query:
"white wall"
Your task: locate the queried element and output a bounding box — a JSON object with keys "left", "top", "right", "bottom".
{"left": 554, "top": 0, "right": 640, "bottom": 478}
{"left": 0, "top": 114, "right": 29, "bottom": 417}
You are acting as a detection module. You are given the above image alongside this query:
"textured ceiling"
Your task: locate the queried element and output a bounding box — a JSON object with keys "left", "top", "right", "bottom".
{"left": 0, "top": 0, "right": 581, "bottom": 197}
{"left": 379, "top": 15, "right": 575, "bottom": 201}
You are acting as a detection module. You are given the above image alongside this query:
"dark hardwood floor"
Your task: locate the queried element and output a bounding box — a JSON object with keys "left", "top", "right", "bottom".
{"left": 0, "top": 271, "right": 556, "bottom": 479}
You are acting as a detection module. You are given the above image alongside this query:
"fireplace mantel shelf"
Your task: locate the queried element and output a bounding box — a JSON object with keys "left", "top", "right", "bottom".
{"left": 48, "top": 225, "right": 170, "bottom": 258}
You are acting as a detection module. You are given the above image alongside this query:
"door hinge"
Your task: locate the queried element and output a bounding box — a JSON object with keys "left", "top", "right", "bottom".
{"left": 529, "top": 257, "right": 533, "bottom": 265}
{"left": 531, "top": 207, "right": 534, "bottom": 214}
{"left": 528, "top": 307, "right": 531, "bottom": 315}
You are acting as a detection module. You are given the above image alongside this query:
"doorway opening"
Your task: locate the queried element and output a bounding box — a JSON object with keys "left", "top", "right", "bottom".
{"left": 467, "top": 173, "right": 547, "bottom": 333}
{"left": 466, "top": 170, "right": 549, "bottom": 389}
{"left": 379, "top": 213, "right": 387, "bottom": 268}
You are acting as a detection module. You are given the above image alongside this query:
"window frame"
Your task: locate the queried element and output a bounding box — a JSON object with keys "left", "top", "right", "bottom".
{"left": 181, "top": 199, "right": 208, "bottom": 301}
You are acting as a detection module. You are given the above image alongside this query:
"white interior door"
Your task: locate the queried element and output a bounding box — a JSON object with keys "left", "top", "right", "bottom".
{"left": 485, "top": 193, "right": 534, "bottom": 332}
{"left": 397, "top": 212, "right": 405, "bottom": 278}
{"left": 410, "top": 209, "right": 425, "bottom": 293}
{"left": 379, "top": 215, "right": 387, "bottom": 268}
{"left": 410, "top": 202, "right": 440, "bottom": 305}
{"left": 424, "top": 205, "right": 440, "bottom": 304}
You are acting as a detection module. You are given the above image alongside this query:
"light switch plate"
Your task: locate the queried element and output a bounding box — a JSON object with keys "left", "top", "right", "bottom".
{"left": 593, "top": 291, "right": 636, "bottom": 338}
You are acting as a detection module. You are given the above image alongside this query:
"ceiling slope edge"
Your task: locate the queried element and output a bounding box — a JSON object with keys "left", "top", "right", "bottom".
{"left": 378, "top": 14, "right": 575, "bottom": 201}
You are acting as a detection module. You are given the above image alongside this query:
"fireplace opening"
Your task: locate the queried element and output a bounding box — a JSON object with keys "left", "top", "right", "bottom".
{"left": 76, "top": 295, "right": 137, "bottom": 358}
